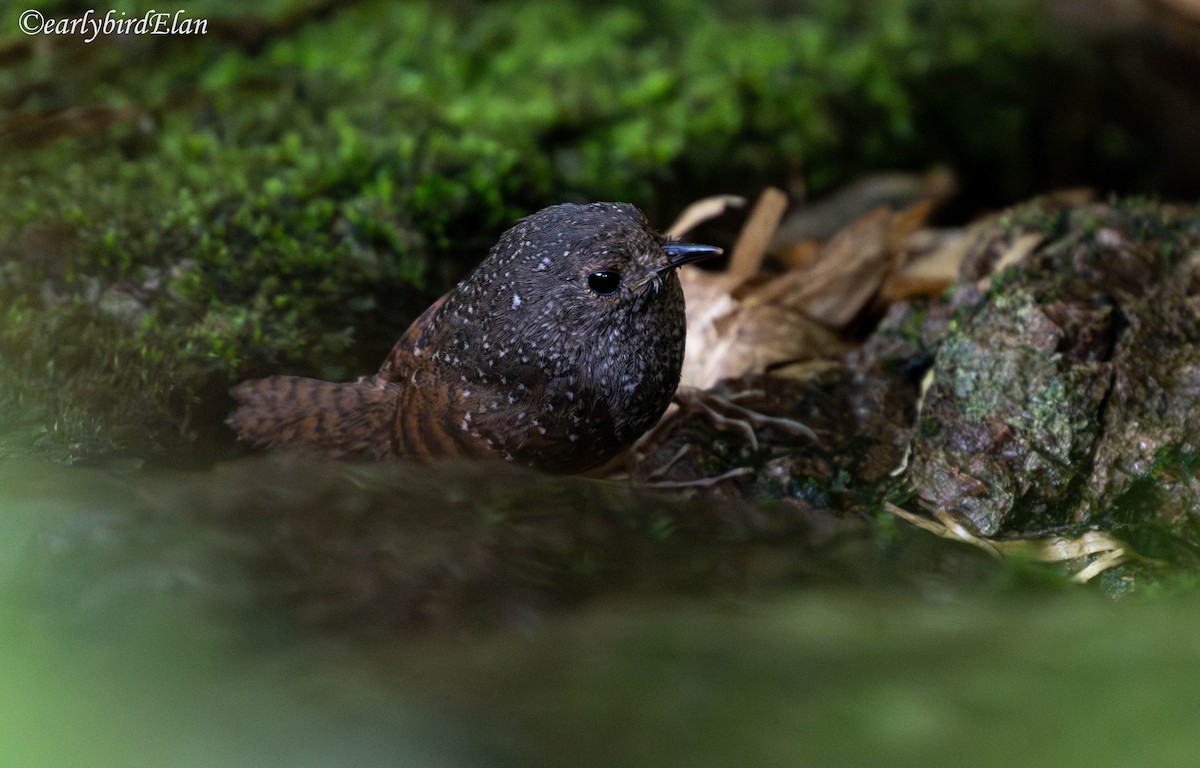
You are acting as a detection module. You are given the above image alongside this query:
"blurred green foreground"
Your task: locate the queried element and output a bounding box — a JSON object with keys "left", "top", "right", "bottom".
{"left": 3, "top": 459, "right": 1199, "bottom": 768}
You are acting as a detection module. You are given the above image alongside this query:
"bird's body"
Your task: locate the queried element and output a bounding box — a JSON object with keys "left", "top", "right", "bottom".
{"left": 228, "top": 202, "right": 720, "bottom": 472}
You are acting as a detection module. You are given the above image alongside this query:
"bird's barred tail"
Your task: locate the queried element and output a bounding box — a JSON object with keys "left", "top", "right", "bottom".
{"left": 227, "top": 375, "right": 400, "bottom": 458}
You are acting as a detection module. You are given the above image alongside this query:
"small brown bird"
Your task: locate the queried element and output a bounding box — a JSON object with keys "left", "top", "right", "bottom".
{"left": 228, "top": 202, "right": 722, "bottom": 472}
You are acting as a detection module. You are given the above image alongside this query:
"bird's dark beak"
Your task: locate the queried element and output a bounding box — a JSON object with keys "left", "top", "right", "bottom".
{"left": 659, "top": 242, "right": 723, "bottom": 272}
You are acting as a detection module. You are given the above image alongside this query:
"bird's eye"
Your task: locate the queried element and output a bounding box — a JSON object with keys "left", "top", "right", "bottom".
{"left": 586, "top": 271, "right": 621, "bottom": 296}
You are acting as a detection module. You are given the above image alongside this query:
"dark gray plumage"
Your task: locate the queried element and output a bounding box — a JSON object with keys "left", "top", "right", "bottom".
{"left": 228, "top": 202, "right": 721, "bottom": 472}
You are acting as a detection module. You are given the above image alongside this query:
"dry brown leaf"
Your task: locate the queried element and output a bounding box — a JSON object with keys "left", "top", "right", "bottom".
{"left": 675, "top": 187, "right": 943, "bottom": 389}
{"left": 771, "top": 169, "right": 955, "bottom": 245}
{"left": 980, "top": 232, "right": 1045, "bottom": 288}
{"left": 679, "top": 273, "right": 847, "bottom": 389}
{"left": 745, "top": 206, "right": 892, "bottom": 329}
{"left": 675, "top": 188, "right": 851, "bottom": 389}
{"left": 886, "top": 198, "right": 935, "bottom": 256}
{"left": 665, "top": 194, "right": 746, "bottom": 240}
{"left": 880, "top": 228, "right": 973, "bottom": 301}
{"left": 774, "top": 241, "right": 820, "bottom": 270}
{"left": 726, "top": 187, "right": 789, "bottom": 283}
